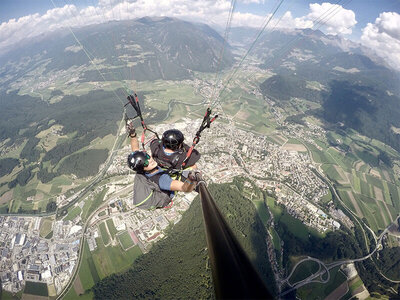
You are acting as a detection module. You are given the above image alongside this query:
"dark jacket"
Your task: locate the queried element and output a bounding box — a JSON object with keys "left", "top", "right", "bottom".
{"left": 150, "top": 139, "right": 200, "bottom": 170}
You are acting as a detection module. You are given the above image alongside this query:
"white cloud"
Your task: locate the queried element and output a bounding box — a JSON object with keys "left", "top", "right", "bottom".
{"left": 265, "top": 3, "right": 356, "bottom": 34}
{"left": 0, "top": 0, "right": 233, "bottom": 56}
{"left": 361, "top": 12, "right": 400, "bottom": 71}
{"left": 375, "top": 11, "right": 400, "bottom": 40}
{"left": 0, "top": 0, "right": 358, "bottom": 57}
{"left": 306, "top": 2, "right": 357, "bottom": 35}
{"left": 230, "top": 12, "right": 267, "bottom": 27}
{"left": 279, "top": 11, "right": 313, "bottom": 29}
{"left": 0, "top": 5, "right": 80, "bottom": 53}
{"left": 239, "top": 0, "right": 265, "bottom": 4}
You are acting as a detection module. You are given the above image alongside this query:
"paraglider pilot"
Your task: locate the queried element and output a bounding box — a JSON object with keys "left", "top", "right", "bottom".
{"left": 149, "top": 128, "right": 201, "bottom": 177}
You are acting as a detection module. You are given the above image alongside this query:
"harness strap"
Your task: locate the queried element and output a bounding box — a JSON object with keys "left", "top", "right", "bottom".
{"left": 181, "top": 107, "right": 217, "bottom": 168}
{"left": 134, "top": 172, "right": 172, "bottom": 209}
{"left": 134, "top": 190, "right": 153, "bottom": 207}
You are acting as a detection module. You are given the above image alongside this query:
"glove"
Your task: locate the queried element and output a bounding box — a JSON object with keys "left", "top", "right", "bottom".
{"left": 188, "top": 170, "right": 202, "bottom": 182}
{"left": 126, "top": 121, "right": 136, "bottom": 138}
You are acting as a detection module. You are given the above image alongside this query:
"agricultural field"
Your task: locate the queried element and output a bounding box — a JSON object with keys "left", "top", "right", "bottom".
{"left": 78, "top": 241, "right": 100, "bottom": 292}
{"left": 286, "top": 137, "right": 303, "bottom": 145}
{"left": 44, "top": 174, "right": 77, "bottom": 197}
{"left": 99, "top": 222, "right": 111, "bottom": 246}
{"left": 81, "top": 188, "right": 108, "bottom": 221}
{"left": 338, "top": 188, "right": 395, "bottom": 233}
{"left": 320, "top": 190, "right": 333, "bottom": 204}
{"left": 91, "top": 237, "right": 142, "bottom": 279}
{"left": 220, "top": 95, "right": 242, "bottom": 115}
{"left": 296, "top": 266, "right": 347, "bottom": 300}
{"left": 106, "top": 218, "right": 118, "bottom": 237}
{"left": 0, "top": 110, "right": 116, "bottom": 211}
{"left": 348, "top": 276, "right": 365, "bottom": 296}
{"left": 168, "top": 103, "right": 189, "bottom": 123}
{"left": 266, "top": 196, "right": 317, "bottom": 241}
{"left": 306, "top": 143, "right": 335, "bottom": 164}
{"left": 0, "top": 139, "right": 28, "bottom": 160}
{"left": 269, "top": 227, "right": 281, "bottom": 251}
{"left": 326, "top": 148, "right": 357, "bottom": 172}
{"left": 267, "top": 134, "right": 287, "bottom": 146}
{"left": 266, "top": 196, "right": 282, "bottom": 219}
{"left": 88, "top": 134, "right": 116, "bottom": 151}
{"left": 292, "top": 97, "right": 321, "bottom": 111}
{"left": 321, "top": 164, "right": 346, "bottom": 184}
{"left": 64, "top": 206, "right": 82, "bottom": 221}
{"left": 36, "top": 124, "right": 66, "bottom": 151}
{"left": 64, "top": 288, "right": 93, "bottom": 300}
{"left": 253, "top": 198, "right": 270, "bottom": 226}
{"left": 23, "top": 281, "right": 48, "bottom": 297}
{"left": 288, "top": 260, "right": 320, "bottom": 286}
{"left": 142, "top": 81, "right": 200, "bottom": 111}
{"left": 282, "top": 142, "right": 308, "bottom": 152}
{"left": 307, "top": 129, "right": 400, "bottom": 234}
{"left": 77, "top": 237, "right": 142, "bottom": 295}
{"left": 278, "top": 212, "right": 310, "bottom": 241}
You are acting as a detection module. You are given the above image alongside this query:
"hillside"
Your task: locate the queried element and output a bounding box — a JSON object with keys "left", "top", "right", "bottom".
{"left": 255, "top": 27, "right": 400, "bottom": 152}
{"left": 320, "top": 80, "right": 400, "bottom": 152}
{"left": 236, "top": 28, "right": 400, "bottom": 94}
{"left": 260, "top": 74, "right": 322, "bottom": 103}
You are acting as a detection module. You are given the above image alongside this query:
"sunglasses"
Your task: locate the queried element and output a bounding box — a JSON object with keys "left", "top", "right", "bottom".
{"left": 143, "top": 153, "right": 151, "bottom": 167}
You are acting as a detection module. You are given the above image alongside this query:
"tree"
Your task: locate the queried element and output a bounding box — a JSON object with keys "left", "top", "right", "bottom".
{"left": 46, "top": 201, "right": 57, "bottom": 213}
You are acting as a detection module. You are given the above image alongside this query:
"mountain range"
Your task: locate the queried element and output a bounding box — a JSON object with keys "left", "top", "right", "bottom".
{"left": 0, "top": 17, "right": 234, "bottom": 89}
{"left": 246, "top": 27, "right": 400, "bottom": 153}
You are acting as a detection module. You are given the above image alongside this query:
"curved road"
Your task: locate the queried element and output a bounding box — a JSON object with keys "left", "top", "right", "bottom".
{"left": 279, "top": 219, "right": 397, "bottom": 297}
{"left": 279, "top": 143, "right": 400, "bottom": 296}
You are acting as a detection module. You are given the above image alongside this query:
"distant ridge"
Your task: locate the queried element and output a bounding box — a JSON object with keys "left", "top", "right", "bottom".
{"left": 0, "top": 17, "right": 234, "bottom": 83}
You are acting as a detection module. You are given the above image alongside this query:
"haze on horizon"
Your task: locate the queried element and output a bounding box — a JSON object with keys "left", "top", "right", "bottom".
{"left": 0, "top": 0, "right": 399, "bottom": 70}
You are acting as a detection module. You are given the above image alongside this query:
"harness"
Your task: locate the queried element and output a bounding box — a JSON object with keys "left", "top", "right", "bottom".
{"left": 145, "top": 170, "right": 175, "bottom": 209}
{"left": 151, "top": 140, "right": 184, "bottom": 169}
{"left": 133, "top": 170, "right": 172, "bottom": 210}
{"left": 125, "top": 93, "right": 217, "bottom": 177}
{"left": 146, "top": 169, "right": 166, "bottom": 186}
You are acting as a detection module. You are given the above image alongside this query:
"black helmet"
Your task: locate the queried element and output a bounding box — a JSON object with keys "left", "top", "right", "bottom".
{"left": 162, "top": 129, "right": 184, "bottom": 150}
{"left": 127, "top": 151, "right": 150, "bottom": 172}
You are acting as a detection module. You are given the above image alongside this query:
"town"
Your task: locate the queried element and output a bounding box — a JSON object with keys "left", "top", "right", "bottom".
{"left": 0, "top": 114, "right": 353, "bottom": 295}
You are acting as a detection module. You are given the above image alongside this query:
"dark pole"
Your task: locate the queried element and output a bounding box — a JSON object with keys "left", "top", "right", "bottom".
{"left": 198, "top": 182, "right": 273, "bottom": 299}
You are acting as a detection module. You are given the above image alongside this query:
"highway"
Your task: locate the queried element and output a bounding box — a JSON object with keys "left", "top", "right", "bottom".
{"left": 278, "top": 144, "right": 400, "bottom": 297}
{"left": 279, "top": 217, "right": 399, "bottom": 297}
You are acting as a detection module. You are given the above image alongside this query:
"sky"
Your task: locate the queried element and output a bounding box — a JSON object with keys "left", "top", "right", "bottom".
{"left": 0, "top": 0, "right": 399, "bottom": 69}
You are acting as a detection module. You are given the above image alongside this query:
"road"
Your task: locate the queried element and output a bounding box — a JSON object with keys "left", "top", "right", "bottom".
{"left": 277, "top": 144, "right": 400, "bottom": 297}
{"left": 279, "top": 218, "right": 397, "bottom": 297}
{"left": 310, "top": 162, "right": 373, "bottom": 253}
